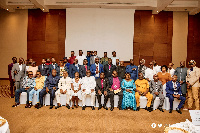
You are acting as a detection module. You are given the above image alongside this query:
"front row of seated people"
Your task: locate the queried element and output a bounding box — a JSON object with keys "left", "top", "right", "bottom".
{"left": 12, "top": 69, "right": 186, "bottom": 114}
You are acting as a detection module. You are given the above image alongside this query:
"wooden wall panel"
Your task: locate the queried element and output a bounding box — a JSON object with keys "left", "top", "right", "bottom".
{"left": 187, "top": 13, "right": 200, "bottom": 67}
{"left": 27, "top": 9, "right": 66, "bottom": 65}
{"left": 134, "top": 11, "right": 173, "bottom": 66}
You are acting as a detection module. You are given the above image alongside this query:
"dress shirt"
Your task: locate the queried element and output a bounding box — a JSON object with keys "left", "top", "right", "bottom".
{"left": 58, "top": 77, "right": 72, "bottom": 90}
{"left": 76, "top": 55, "right": 86, "bottom": 65}
{"left": 111, "top": 77, "right": 120, "bottom": 90}
{"left": 168, "top": 68, "right": 175, "bottom": 77}
{"left": 145, "top": 68, "right": 157, "bottom": 81}
{"left": 110, "top": 57, "right": 119, "bottom": 66}
{"left": 19, "top": 63, "right": 23, "bottom": 71}
{"left": 35, "top": 76, "right": 46, "bottom": 89}
{"left": 153, "top": 65, "right": 161, "bottom": 74}
{"left": 95, "top": 63, "right": 100, "bottom": 78}
{"left": 81, "top": 76, "right": 96, "bottom": 93}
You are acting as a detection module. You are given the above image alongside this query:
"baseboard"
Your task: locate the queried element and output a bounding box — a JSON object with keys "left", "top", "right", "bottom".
{"left": 0, "top": 78, "right": 9, "bottom": 80}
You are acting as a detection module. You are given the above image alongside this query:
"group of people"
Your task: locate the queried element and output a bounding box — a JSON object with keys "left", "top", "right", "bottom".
{"left": 8, "top": 50, "right": 200, "bottom": 114}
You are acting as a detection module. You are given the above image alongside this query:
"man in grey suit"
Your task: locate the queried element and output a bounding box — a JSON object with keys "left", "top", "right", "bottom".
{"left": 38, "top": 58, "right": 49, "bottom": 76}
{"left": 79, "top": 59, "right": 90, "bottom": 78}
{"left": 174, "top": 61, "right": 187, "bottom": 98}
{"left": 11, "top": 57, "right": 26, "bottom": 90}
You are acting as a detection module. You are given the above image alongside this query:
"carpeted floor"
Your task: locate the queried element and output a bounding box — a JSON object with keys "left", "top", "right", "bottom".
{"left": 0, "top": 97, "right": 193, "bottom": 133}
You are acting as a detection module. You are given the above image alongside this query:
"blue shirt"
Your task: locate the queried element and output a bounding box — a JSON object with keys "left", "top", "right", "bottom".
{"left": 125, "top": 65, "right": 138, "bottom": 81}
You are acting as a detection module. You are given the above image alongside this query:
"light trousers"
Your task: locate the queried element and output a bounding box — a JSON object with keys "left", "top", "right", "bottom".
{"left": 82, "top": 91, "right": 95, "bottom": 106}
{"left": 188, "top": 87, "right": 199, "bottom": 110}
{"left": 55, "top": 90, "right": 71, "bottom": 105}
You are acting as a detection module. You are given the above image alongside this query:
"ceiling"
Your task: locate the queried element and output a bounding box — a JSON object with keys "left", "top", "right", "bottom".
{"left": 0, "top": 0, "right": 200, "bottom": 15}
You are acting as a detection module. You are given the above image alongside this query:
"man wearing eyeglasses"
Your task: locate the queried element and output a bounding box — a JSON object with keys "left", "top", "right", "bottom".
{"left": 12, "top": 71, "right": 35, "bottom": 107}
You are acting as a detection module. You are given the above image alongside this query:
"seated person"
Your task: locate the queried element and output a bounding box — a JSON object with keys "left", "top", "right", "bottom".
{"left": 96, "top": 72, "right": 109, "bottom": 110}
{"left": 135, "top": 73, "right": 153, "bottom": 112}
{"left": 81, "top": 70, "right": 96, "bottom": 110}
{"left": 108, "top": 70, "right": 123, "bottom": 111}
{"left": 27, "top": 71, "right": 46, "bottom": 108}
{"left": 166, "top": 75, "right": 186, "bottom": 114}
{"left": 55, "top": 71, "right": 72, "bottom": 109}
{"left": 121, "top": 72, "right": 136, "bottom": 110}
{"left": 12, "top": 71, "right": 35, "bottom": 107}
{"left": 39, "top": 69, "right": 60, "bottom": 109}
{"left": 149, "top": 74, "right": 164, "bottom": 112}
{"left": 71, "top": 72, "right": 82, "bottom": 109}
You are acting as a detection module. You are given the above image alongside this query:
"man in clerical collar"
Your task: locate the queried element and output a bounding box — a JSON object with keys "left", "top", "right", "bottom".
{"left": 116, "top": 61, "right": 126, "bottom": 79}
{"left": 104, "top": 58, "right": 116, "bottom": 78}
{"left": 90, "top": 57, "right": 104, "bottom": 79}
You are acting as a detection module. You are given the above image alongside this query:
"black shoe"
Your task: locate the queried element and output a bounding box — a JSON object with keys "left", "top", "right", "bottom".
{"left": 66, "top": 105, "right": 70, "bottom": 109}
{"left": 12, "top": 103, "right": 20, "bottom": 107}
{"left": 119, "top": 107, "right": 123, "bottom": 110}
{"left": 145, "top": 106, "right": 148, "bottom": 110}
{"left": 158, "top": 107, "right": 164, "bottom": 112}
{"left": 110, "top": 107, "right": 114, "bottom": 111}
{"left": 28, "top": 102, "right": 32, "bottom": 108}
{"left": 38, "top": 104, "right": 43, "bottom": 109}
{"left": 92, "top": 106, "right": 95, "bottom": 110}
{"left": 148, "top": 107, "right": 153, "bottom": 112}
{"left": 35, "top": 103, "right": 40, "bottom": 108}
{"left": 169, "top": 109, "right": 172, "bottom": 113}
{"left": 176, "top": 108, "right": 182, "bottom": 114}
{"left": 98, "top": 104, "right": 102, "bottom": 110}
{"left": 136, "top": 106, "right": 140, "bottom": 111}
{"left": 103, "top": 105, "right": 108, "bottom": 110}
{"left": 82, "top": 106, "right": 86, "bottom": 110}
{"left": 49, "top": 105, "right": 53, "bottom": 109}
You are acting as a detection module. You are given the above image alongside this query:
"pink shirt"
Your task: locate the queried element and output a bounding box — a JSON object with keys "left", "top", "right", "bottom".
{"left": 101, "top": 79, "right": 104, "bottom": 89}
{"left": 111, "top": 77, "right": 120, "bottom": 90}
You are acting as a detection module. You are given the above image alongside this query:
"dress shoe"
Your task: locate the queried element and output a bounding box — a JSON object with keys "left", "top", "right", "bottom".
{"left": 35, "top": 103, "right": 39, "bottom": 108}
{"left": 55, "top": 105, "right": 61, "bottom": 109}
{"left": 82, "top": 106, "right": 86, "bottom": 110}
{"left": 38, "top": 104, "right": 43, "bottom": 109}
{"left": 25, "top": 103, "right": 29, "bottom": 108}
{"left": 145, "top": 106, "right": 148, "bottom": 110}
{"left": 169, "top": 109, "right": 172, "bottom": 113}
{"left": 28, "top": 102, "right": 32, "bottom": 108}
{"left": 12, "top": 103, "right": 20, "bottom": 107}
{"left": 103, "top": 105, "right": 108, "bottom": 110}
{"left": 110, "top": 107, "right": 114, "bottom": 111}
{"left": 49, "top": 105, "right": 53, "bottom": 109}
{"left": 147, "top": 107, "right": 152, "bottom": 112}
{"left": 176, "top": 108, "right": 182, "bottom": 114}
{"left": 66, "top": 104, "right": 70, "bottom": 109}
{"left": 98, "top": 104, "right": 102, "bottom": 110}
{"left": 136, "top": 106, "right": 140, "bottom": 111}
{"left": 158, "top": 107, "right": 164, "bottom": 112}
{"left": 119, "top": 107, "right": 123, "bottom": 110}
{"left": 92, "top": 106, "right": 95, "bottom": 110}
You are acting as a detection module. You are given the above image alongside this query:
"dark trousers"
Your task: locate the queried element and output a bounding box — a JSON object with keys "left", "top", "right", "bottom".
{"left": 167, "top": 94, "right": 186, "bottom": 110}
{"left": 10, "top": 80, "right": 15, "bottom": 97}
{"left": 39, "top": 88, "right": 56, "bottom": 106}
{"left": 15, "top": 87, "right": 33, "bottom": 103}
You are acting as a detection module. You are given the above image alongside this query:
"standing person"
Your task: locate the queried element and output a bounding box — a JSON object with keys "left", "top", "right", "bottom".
{"left": 81, "top": 70, "right": 96, "bottom": 110}
{"left": 104, "top": 58, "right": 116, "bottom": 78}
{"left": 121, "top": 73, "right": 136, "bottom": 110}
{"left": 152, "top": 60, "right": 161, "bottom": 74}
{"left": 11, "top": 57, "right": 26, "bottom": 90}
{"left": 68, "top": 51, "right": 76, "bottom": 64}
{"left": 69, "top": 59, "right": 79, "bottom": 78}
{"left": 168, "top": 63, "right": 175, "bottom": 77}
{"left": 49, "top": 57, "right": 59, "bottom": 76}
{"left": 149, "top": 74, "right": 164, "bottom": 112}
{"left": 58, "top": 60, "right": 68, "bottom": 77}
{"left": 28, "top": 61, "right": 38, "bottom": 77}
{"left": 116, "top": 61, "right": 126, "bottom": 79}
{"left": 157, "top": 65, "right": 172, "bottom": 97}
{"left": 63, "top": 57, "right": 70, "bottom": 70}
{"left": 174, "top": 61, "right": 188, "bottom": 109}
{"left": 90, "top": 57, "right": 104, "bottom": 79}
{"left": 79, "top": 59, "right": 90, "bottom": 78}
{"left": 8, "top": 57, "right": 17, "bottom": 98}
{"left": 110, "top": 51, "right": 119, "bottom": 66}
{"left": 90, "top": 51, "right": 97, "bottom": 65}
{"left": 45, "top": 58, "right": 51, "bottom": 66}
{"left": 71, "top": 72, "right": 82, "bottom": 109}
{"left": 100, "top": 52, "right": 109, "bottom": 66}
{"left": 116, "top": 59, "right": 120, "bottom": 67}
{"left": 126, "top": 59, "right": 138, "bottom": 81}
{"left": 86, "top": 51, "right": 91, "bottom": 66}
{"left": 145, "top": 61, "right": 157, "bottom": 83}
{"left": 76, "top": 50, "right": 86, "bottom": 65}
{"left": 186, "top": 60, "right": 200, "bottom": 110}
{"left": 26, "top": 58, "right": 33, "bottom": 72}
{"left": 138, "top": 59, "right": 147, "bottom": 78}
{"left": 166, "top": 75, "right": 186, "bottom": 114}
{"left": 38, "top": 58, "right": 49, "bottom": 76}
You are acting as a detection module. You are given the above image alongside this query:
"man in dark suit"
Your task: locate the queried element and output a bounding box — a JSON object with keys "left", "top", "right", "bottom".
{"left": 69, "top": 59, "right": 79, "bottom": 78}
{"left": 8, "top": 57, "right": 17, "bottom": 98}
{"left": 79, "top": 59, "right": 90, "bottom": 78}
{"left": 48, "top": 57, "right": 59, "bottom": 76}
{"left": 108, "top": 70, "right": 123, "bottom": 110}
{"left": 11, "top": 57, "right": 26, "bottom": 90}
{"left": 104, "top": 58, "right": 116, "bottom": 78}
{"left": 90, "top": 57, "right": 104, "bottom": 79}
{"left": 38, "top": 58, "right": 49, "bottom": 76}
{"left": 116, "top": 61, "right": 126, "bottom": 79}
{"left": 166, "top": 75, "right": 186, "bottom": 114}
{"left": 96, "top": 72, "right": 110, "bottom": 110}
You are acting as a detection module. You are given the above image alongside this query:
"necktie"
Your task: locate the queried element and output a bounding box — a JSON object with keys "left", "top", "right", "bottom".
{"left": 101, "top": 79, "right": 104, "bottom": 90}
{"left": 85, "top": 65, "right": 87, "bottom": 71}
{"left": 96, "top": 65, "right": 98, "bottom": 72}
{"left": 109, "top": 65, "right": 111, "bottom": 70}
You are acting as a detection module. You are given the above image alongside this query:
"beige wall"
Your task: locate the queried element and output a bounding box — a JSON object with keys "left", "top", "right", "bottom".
{"left": 0, "top": 9, "right": 28, "bottom": 78}
{"left": 172, "top": 12, "right": 188, "bottom": 68}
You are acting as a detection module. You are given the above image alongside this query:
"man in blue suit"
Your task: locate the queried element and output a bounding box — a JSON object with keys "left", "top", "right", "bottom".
{"left": 90, "top": 57, "right": 104, "bottom": 79}
{"left": 125, "top": 59, "right": 138, "bottom": 81}
{"left": 166, "top": 75, "right": 186, "bottom": 114}
{"left": 69, "top": 59, "right": 79, "bottom": 78}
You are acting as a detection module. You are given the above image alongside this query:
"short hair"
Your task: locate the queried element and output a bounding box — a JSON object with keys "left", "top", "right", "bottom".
{"left": 71, "top": 51, "right": 74, "bottom": 52}
{"left": 83, "top": 59, "right": 87, "bottom": 61}
{"left": 28, "top": 71, "right": 33, "bottom": 73}
{"left": 112, "top": 51, "right": 116, "bottom": 54}
{"left": 125, "top": 72, "right": 131, "bottom": 76}
{"left": 161, "top": 65, "right": 168, "bottom": 71}
{"left": 79, "top": 50, "right": 82, "bottom": 51}
{"left": 12, "top": 57, "right": 17, "bottom": 60}
{"left": 104, "top": 52, "right": 107, "bottom": 53}
{"left": 63, "top": 57, "right": 67, "bottom": 60}
{"left": 36, "top": 70, "right": 41, "bottom": 74}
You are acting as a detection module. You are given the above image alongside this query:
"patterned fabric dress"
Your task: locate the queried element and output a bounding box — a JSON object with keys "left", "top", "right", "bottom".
{"left": 121, "top": 79, "right": 136, "bottom": 110}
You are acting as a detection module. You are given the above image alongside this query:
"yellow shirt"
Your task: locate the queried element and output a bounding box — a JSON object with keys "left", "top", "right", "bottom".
{"left": 135, "top": 79, "right": 149, "bottom": 93}
{"left": 35, "top": 76, "right": 45, "bottom": 89}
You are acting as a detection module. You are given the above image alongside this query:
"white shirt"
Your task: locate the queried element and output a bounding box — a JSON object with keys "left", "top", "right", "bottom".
{"left": 95, "top": 63, "right": 100, "bottom": 78}
{"left": 76, "top": 55, "right": 86, "bottom": 65}
{"left": 145, "top": 68, "right": 157, "bottom": 81}
{"left": 168, "top": 68, "right": 175, "bottom": 77}
{"left": 18, "top": 63, "right": 23, "bottom": 71}
{"left": 172, "top": 81, "right": 178, "bottom": 95}
{"left": 58, "top": 77, "right": 72, "bottom": 91}
{"left": 81, "top": 76, "right": 96, "bottom": 93}
{"left": 110, "top": 57, "right": 119, "bottom": 66}
{"left": 153, "top": 65, "right": 161, "bottom": 74}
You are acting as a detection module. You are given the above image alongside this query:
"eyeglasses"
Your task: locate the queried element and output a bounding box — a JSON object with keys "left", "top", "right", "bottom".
{"left": 28, "top": 74, "right": 33, "bottom": 75}
{"left": 36, "top": 74, "right": 40, "bottom": 75}
{"left": 149, "top": 64, "right": 153, "bottom": 66}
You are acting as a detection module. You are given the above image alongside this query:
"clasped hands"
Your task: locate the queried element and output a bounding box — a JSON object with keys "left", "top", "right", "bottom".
{"left": 82, "top": 89, "right": 94, "bottom": 93}
{"left": 173, "top": 94, "right": 180, "bottom": 99}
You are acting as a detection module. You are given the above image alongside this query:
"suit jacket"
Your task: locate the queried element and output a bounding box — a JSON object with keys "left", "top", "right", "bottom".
{"left": 186, "top": 66, "right": 200, "bottom": 87}
{"left": 166, "top": 81, "right": 182, "bottom": 95}
{"left": 104, "top": 64, "right": 116, "bottom": 78}
{"left": 108, "top": 76, "right": 122, "bottom": 88}
{"left": 79, "top": 65, "right": 90, "bottom": 78}
{"left": 149, "top": 80, "right": 163, "bottom": 94}
{"left": 90, "top": 63, "right": 104, "bottom": 78}
{"left": 48, "top": 63, "right": 59, "bottom": 76}
{"left": 95, "top": 78, "right": 109, "bottom": 92}
{"left": 11, "top": 63, "right": 26, "bottom": 81}
{"left": 174, "top": 67, "right": 187, "bottom": 94}
{"left": 116, "top": 66, "right": 126, "bottom": 79}
{"left": 69, "top": 64, "right": 79, "bottom": 78}
{"left": 8, "top": 63, "right": 14, "bottom": 81}
{"left": 38, "top": 64, "right": 49, "bottom": 76}
{"left": 125, "top": 65, "right": 138, "bottom": 81}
